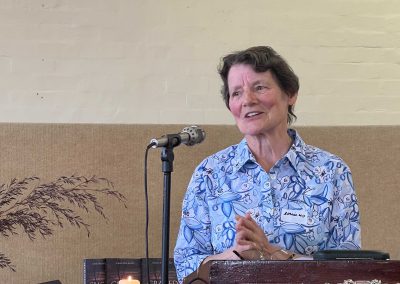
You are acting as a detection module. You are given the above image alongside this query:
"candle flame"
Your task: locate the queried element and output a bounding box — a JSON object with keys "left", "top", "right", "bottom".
{"left": 118, "top": 275, "right": 140, "bottom": 284}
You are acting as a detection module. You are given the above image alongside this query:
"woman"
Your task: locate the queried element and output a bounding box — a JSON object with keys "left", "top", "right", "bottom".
{"left": 174, "top": 46, "right": 361, "bottom": 283}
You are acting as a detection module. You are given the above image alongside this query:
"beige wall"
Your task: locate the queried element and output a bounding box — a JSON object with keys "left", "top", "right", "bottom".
{"left": 0, "top": 0, "right": 399, "bottom": 125}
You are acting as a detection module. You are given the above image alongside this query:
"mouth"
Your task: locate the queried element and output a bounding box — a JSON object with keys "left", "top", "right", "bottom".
{"left": 244, "top": 111, "right": 263, "bottom": 118}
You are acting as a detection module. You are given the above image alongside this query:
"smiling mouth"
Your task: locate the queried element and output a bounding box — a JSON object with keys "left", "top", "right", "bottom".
{"left": 244, "top": 111, "right": 262, "bottom": 118}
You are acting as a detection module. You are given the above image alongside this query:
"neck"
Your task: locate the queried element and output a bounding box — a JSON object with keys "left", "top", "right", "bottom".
{"left": 245, "top": 129, "right": 293, "bottom": 172}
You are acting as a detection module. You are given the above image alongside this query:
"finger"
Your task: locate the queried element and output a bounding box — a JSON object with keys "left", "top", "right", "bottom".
{"left": 235, "top": 239, "right": 256, "bottom": 251}
{"left": 244, "top": 213, "right": 260, "bottom": 227}
{"left": 235, "top": 221, "right": 257, "bottom": 239}
{"left": 236, "top": 215, "right": 260, "bottom": 233}
{"left": 236, "top": 218, "right": 271, "bottom": 250}
{"left": 235, "top": 227, "right": 253, "bottom": 240}
{"left": 236, "top": 226, "right": 264, "bottom": 246}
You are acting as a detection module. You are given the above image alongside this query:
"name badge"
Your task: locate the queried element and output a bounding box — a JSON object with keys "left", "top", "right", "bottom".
{"left": 281, "top": 208, "right": 308, "bottom": 224}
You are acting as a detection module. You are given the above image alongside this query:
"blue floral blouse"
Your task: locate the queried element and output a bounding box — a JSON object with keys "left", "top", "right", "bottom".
{"left": 174, "top": 129, "right": 361, "bottom": 282}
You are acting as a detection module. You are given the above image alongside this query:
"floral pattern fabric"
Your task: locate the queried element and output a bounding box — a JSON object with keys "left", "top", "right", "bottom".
{"left": 174, "top": 129, "right": 361, "bottom": 283}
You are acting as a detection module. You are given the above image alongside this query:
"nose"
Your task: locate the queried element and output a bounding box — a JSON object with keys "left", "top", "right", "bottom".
{"left": 242, "top": 89, "right": 257, "bottom": 106}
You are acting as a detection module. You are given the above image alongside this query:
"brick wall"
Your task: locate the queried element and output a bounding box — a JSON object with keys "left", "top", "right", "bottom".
{"left": 0, "top": 0, "right": 399, "bottom": 125}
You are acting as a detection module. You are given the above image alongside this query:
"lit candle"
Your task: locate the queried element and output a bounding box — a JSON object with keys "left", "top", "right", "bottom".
{"left": 118, "top": 276, "right": 140, "bottom": 284}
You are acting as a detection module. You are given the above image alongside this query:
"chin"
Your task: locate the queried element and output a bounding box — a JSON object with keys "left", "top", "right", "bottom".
{"left": 238, "top": 126, "right": 264, "bottom": 136}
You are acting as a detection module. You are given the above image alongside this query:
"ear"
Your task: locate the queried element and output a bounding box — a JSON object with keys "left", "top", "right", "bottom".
{"left": 288, "top": 93, "right": 298, "bottom": 106}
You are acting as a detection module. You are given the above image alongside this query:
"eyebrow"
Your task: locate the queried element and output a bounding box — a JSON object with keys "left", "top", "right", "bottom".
{"left": 252, "top": 80, "right": 268, "bottom": 86}
{"left": 230, "top": 80, "right": 268, "bottom": 91}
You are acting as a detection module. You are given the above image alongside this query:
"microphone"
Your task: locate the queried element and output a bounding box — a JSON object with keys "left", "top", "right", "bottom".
{"left": 150, "top": 125, "right": 206, "bottom": 148}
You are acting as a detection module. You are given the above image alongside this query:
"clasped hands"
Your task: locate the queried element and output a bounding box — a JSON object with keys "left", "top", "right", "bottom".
{"left": 231, "top": 213, "right": 294, "bottom": 261}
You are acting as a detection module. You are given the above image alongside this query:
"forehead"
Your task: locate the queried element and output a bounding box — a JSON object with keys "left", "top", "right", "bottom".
{"left": 227, "top": 64, "right": 273, "bottom": 86}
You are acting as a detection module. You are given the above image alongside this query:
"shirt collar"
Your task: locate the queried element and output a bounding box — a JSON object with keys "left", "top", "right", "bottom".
{"left": 285, "top": 128, "right": 307, "bottom": 174}
{"left": 230, "top": 138, "right": 254, "bottom": 175}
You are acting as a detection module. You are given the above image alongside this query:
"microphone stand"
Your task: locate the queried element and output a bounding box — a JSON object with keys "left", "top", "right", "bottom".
{"left": 159, "top": 134, "right": 180, "bottom": 284}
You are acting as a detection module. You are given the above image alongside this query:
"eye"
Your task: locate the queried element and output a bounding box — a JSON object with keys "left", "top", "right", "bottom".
{"left": 231, "top": 90, "right": 241, "bottom": 97}
{"left": 255, "top": 85, "right": 267, "bottom": 91}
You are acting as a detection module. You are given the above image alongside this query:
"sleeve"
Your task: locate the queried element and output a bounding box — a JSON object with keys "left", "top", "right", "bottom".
{"left": 327, "top": 162, "right": 361, "bottom": 250}
{"left": 174, "top": 162, "right": 213, "bottom": 283}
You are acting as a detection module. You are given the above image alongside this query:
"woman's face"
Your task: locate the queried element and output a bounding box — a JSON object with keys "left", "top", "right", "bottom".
{"left": 227, "top": 64, "right": 297, "bottom": 137}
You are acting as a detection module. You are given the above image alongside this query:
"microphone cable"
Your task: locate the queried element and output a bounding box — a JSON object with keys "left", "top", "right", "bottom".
{"left": 144, "top": 142, "right": 155, "bottom": 284}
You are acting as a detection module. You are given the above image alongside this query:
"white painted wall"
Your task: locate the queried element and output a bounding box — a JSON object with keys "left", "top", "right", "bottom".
{"left": 0, "top": 0, "right": 399, "bottom": 125}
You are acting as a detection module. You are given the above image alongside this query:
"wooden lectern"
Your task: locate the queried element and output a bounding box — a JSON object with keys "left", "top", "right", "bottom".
{"left": 183, "top": 260, "right": 400, "bottom": 284}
